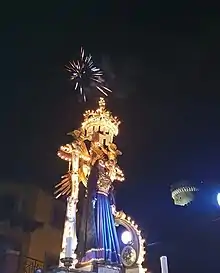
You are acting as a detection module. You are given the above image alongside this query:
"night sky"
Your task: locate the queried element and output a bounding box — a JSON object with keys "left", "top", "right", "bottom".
{"left": 1, "top": 1, "right": 220, "bottom": 272}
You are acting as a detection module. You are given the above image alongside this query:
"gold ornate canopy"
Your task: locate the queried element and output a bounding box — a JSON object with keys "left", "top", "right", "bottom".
{"left": 82, "top": 97, "right": 120, "bottom": 145}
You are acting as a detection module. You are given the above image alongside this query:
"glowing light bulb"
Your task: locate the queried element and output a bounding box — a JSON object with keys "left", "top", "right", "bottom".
{"left": 35, "top": 269, "right": 43, "bottom": 273}
{"left": 217, "top": 193, "right": 220, "bottom": 206}
{"left": 121, "top": 230, "right": 132, "bottom": 244}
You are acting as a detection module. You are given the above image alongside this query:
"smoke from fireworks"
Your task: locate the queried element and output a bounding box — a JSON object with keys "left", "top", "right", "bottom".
{"left": 66, "top": 47, "right": 112, "bottom": 101}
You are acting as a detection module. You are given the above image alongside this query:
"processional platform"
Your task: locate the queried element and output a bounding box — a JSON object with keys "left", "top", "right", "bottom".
{"left": 45, "top": 262, "right": 122, "bottom": 273}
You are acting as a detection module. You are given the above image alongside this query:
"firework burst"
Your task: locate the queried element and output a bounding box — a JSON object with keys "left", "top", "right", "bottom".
{"left": 66, "top": 47, "right": 112, "bottom": 101}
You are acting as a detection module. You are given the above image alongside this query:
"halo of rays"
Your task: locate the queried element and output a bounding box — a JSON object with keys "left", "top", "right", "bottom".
{"left": 66, "top": 47, "right": 112, "bottom": 101}
{"left": 55, "top": 172, "right": 72, "bottom": 198}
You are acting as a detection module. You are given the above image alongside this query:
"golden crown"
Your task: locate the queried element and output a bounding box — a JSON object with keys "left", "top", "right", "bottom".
{"left": 81, "top": 98, "right": 120, "bottom": 144}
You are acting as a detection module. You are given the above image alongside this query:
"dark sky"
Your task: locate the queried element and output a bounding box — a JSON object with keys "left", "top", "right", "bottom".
{"left": 1, "top": 1, "right": 220, "bottom": 272}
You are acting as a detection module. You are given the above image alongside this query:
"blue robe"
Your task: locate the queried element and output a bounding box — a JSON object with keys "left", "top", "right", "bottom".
{"left": 77, "top": 163, "right": 121, "bottom": 265}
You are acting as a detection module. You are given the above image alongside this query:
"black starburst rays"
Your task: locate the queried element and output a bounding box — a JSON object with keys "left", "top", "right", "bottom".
{"left": 66, "top": 47, "right": 112, "bottom": 101}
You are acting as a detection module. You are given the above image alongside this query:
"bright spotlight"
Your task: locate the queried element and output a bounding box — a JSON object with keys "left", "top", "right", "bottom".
{"left": 121, "top": 230, "right": 132, "bottom": 244}
{"left": 35, "top": 269, "right": 43, "bottom": 273}
{"left": 217, "top": 193, "right": 220, "bottom": 206}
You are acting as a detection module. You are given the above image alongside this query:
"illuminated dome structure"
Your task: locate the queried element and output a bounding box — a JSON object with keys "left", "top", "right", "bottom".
{"left": 171, "top": 180, "right": 199, "bottom": 206}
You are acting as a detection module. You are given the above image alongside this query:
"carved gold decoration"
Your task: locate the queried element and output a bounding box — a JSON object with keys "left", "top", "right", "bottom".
{"left": 121, "top": 245, "right": 137, "bottom": 267}
{"left": 55, "top": 98, "right": 124, "bottom": 197}
{"left": 82, "top": 97, "right": 120, "bottom": 146}
{"left": 115, "top": 210, "right": 147, "bottom": 271}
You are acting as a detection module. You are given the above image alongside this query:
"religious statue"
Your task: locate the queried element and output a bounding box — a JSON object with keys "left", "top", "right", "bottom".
{"left": 56, "top": 98, "right": 125, "bottom": 268}
{"left": 76, "top": 158, "right": 121, "bottom": 266}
